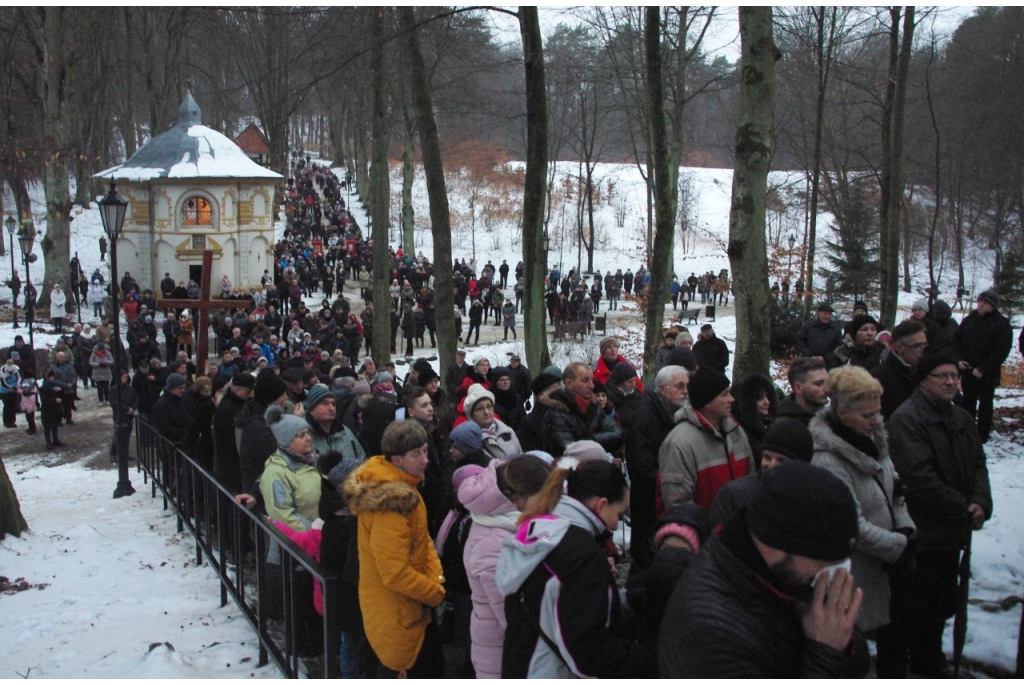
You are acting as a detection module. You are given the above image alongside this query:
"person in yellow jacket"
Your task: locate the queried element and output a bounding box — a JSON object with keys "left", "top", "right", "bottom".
{"left": 344, "top": 420, "right": 446, "bottom": 677}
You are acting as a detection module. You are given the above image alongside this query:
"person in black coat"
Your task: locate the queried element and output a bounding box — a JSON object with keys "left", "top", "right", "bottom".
{"left": 622, "top": 365, "right": 689, "bottom": 569}
{"left": 40, "top": 370, "right": 65, "bottom": 449}
{"left": 954, "top": 289, "right": 1013, "bottom": 442}
{"left": 515, "top": 371, "right": 562, "bottom": 453}
{"left": 507, "top": 355, "right": 532, "bottom": 400}
{"left": 797, "top": 304, "right": 844, "bottom": 366}
{"left": 317, "top": 452, "right": 375, "bottom": 678}
{"left": 730, "top": 373, "right": 778, "bottom": 465}
{"left": 872, "top": 319, "right": 927, "bottom": 420}
{"left": 659, "top": 462, "right": 869, "bottom": 679}
{"left": 212, "top": 374, "right": 255, "bottom": 493}
{"left": 109, "top": 370, "right": 138, "bottom": 464}
{"left": 886, "top": 349, "right": 992, "bottom": 677}
{"left": 235, "top": 372, "right": 288, "bottom": 502}
{"left": 626, "top": 503, "right": 711, "bottom": 651}
{"left": 692, "top": 324, "right": 730, "bottom": 374}
{"left": 540, "top": 363, "right": 622, "bottom": 458}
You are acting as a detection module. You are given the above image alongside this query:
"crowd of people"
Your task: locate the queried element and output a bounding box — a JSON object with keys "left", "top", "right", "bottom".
{"left": 0, "top": 159, "right": 1010, "bottom": 678}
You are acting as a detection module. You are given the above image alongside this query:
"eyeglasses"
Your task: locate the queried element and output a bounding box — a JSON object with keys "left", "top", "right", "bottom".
{"left": 472, "top": 403, "right": 494, "bottom": 413}
{"left": 898, "top": 341, "right": 928, "bottom": 350}
{"left": 928, "top": 371, "right": 960, "bottom": 382}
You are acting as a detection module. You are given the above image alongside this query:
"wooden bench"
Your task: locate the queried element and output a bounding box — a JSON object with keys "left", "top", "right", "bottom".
{"left": 552, "top": 320, "right": 587, "bottom": 341}
{"left": 680, "top": 307, "right": 701, "bottom": 325}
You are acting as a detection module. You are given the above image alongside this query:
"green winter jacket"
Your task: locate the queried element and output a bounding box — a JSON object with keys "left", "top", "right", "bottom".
{"left": 259, "top": 449, "right": 322, "bottom": 531}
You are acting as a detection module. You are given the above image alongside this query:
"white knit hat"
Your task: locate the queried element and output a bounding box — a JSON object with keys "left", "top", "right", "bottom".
{"left": 464, "top": 383, "right": 495, "bottom": 414}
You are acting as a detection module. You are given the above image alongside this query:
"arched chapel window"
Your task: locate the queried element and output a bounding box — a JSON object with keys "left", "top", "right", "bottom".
{"left": 182, "top": 196, "right": 213, "bottom": 227}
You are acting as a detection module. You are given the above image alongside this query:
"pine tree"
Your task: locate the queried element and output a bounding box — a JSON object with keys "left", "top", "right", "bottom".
{"left": 819, "top": 183, "right": 879, "bottom": 303}
{"left": 993, "top": 246, "right": 1024, "bottom": 319}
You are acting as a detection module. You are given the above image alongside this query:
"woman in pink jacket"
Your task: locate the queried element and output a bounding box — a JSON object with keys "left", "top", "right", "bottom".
{"left": 458, "top": 455, "right": 551, "bottom": 678}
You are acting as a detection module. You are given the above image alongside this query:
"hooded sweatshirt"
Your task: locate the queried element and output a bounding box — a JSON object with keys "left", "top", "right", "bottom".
{"left": 495, "top": 496, "right": 656, "bottom": 678}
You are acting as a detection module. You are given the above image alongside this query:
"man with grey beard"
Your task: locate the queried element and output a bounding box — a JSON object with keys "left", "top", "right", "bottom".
{"left": 623, "top": 365, "right": 689, "bottom": 569}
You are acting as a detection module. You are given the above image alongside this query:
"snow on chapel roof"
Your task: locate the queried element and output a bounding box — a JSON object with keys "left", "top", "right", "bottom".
{"left": 95, "top": 93, "right": 282, "bottom": 183}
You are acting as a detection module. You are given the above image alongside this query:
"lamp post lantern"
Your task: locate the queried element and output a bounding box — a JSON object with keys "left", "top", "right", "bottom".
{"left": 787, "top": 233, "right": 796, "bottom": 278}
{"left": 98, "top": 180, "right": 134, "bottom": 499}
{"left": 5, "top": 215, "right": 17, "bottom": 329}
{"left": 18, "top": 223, "right": 36, "bottom": 350}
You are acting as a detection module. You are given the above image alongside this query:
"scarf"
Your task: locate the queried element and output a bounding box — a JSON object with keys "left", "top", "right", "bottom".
{"left": 281, "top": 445, "right": 319, "bottom": 467}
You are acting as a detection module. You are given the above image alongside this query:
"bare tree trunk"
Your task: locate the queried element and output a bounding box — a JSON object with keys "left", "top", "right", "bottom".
{"left": 0, "top": 456, "right": 28, "bottom": 541}
{"left": 400, "top": 103, "right": 416, "bottom": 253}
{"left": 642, "top": 7, "right": 676, "bottom": 382}
{"left": 728, "top": 6, "right": 776, "bottom": 381}
{"left": 803, "top": 7, "right": 836, "bottom": 317}
{"left": 399, "top": 6, "right": 457, "bottom": 377}
{"left": 878, "top": 7, "right": 915, "bottom": 329}
{"left": 368, "top": 7, "right": 393, "bottom": 364}
{"left": 519, "top": 7, "right": 552, "bottom": 370}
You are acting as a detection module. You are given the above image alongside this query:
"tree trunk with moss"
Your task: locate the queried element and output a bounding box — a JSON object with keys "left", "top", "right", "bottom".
{"left": 0, "top": 456, "right": 28, "bottom": 540}
{"left": 728, "top": 7, "right": 776, "bottom": 381}
{"left": 519, "top": 7, "right": 552, "bottom": 370}
{"left": 641, "top": 7, "right": 676, "bottom": 384}
{"left": 399, "top": 6, "right": 457, "bottom": 377}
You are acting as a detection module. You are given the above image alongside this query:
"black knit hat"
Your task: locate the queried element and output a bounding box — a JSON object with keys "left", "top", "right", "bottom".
{"left": 254, "top": 371, "right": 287, "bottom": 406}
{"left": 531, "top": 371, "right": 562, "bottom": 397}
{"left": 747, "top": 461, "right": 858, "bottom": 562}
{"left": 232, "top": 372, "right": 256, "bottom": 390}
{"left": 761, "top": 417, "right": 814, "bottom": 463}
{"left": 913, "top": 346, "right": 959, "bottom": 386}
{"left": 687, "top": 367, "right": 731, "bottom": 409}
{"left": 844, "top": 314, "right": 879, "bottom": 339}
{"left": 609, "top": 361, "right": 637, "bottom": 385}
{"left": 978, "top": 289, "right": 999, "bottom": 307}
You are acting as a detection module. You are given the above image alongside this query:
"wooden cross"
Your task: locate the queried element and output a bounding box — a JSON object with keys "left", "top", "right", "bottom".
{"left": 157, "top": 250, "right": 251, "bottom": 376}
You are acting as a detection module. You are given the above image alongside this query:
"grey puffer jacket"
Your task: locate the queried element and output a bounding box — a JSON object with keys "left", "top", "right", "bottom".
{"left": 809, "top": 412, "right": 914, "bottom": 632}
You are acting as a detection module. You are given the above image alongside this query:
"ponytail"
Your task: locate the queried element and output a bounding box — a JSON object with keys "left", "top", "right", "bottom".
{"left": 516, "top": 460, "right": 628, "bottom": 527}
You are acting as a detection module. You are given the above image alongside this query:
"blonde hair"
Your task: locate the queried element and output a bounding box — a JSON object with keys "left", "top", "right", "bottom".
{"left": 828, "top": 366, "right": 882, "bottom": 413}
{"left": 192, "top": 376, "right": 213, "bottom": 396}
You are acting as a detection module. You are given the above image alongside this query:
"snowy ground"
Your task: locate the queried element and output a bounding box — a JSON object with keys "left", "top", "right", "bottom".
{"left": 0, "top": 453, "right": 282, "bottom": 678}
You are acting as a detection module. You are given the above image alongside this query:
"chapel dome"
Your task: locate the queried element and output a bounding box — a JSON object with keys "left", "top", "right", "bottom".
{"left": 95, "top": 92, "right": 281, "bottom": 183}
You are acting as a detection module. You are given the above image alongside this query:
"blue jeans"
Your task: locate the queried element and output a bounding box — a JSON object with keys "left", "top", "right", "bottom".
{"left": 92, "top": 302, "right": 103, "bottom": 317}
{"left": 340, "top": 631, "right": 365, "bottom": 679}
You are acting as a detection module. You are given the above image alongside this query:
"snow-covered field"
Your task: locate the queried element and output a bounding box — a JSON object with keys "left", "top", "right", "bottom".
{"left": 1, "top": 159, "right": 1022, "bottom": 676}
{"left": 1, "top": 454, "right": 282, "bottom": 679}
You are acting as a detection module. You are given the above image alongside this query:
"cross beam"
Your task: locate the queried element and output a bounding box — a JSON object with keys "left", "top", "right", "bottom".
{"left": 157, "top": 251, "right": 251, "bottom": 375}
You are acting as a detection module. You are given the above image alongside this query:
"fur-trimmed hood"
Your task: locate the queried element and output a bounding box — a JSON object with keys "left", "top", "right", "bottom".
{"left": 539, "top": 387, "right": 585, "bottom": 416}
{"left": 344, "top": 455, "right": 422, "bottom": 516}
{"left": 808, "top": 411, "right": 889, "bottom": 474}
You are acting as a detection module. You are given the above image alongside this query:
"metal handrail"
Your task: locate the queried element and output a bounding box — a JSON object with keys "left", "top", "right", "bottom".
{"left": 133, "top": 417, "right": 340, "bottom": 678}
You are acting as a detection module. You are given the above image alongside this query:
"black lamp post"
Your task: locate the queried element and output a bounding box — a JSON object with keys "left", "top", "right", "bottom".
{"left": 787, "top": 233, "right": 796, "bottom": 277}
{"left": 5, "top": 215, "right": 17, "bottom": 329}
{"left": 18, "top": 223, "right": 36, "bottom": 350}
{"left": 541, "top": 226, "right": 550, "bottom": 288}
{"left": 99, "top": 180, "right": 134, "bottom": 499}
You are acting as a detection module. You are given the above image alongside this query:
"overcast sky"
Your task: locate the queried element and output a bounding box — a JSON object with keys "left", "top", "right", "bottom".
{"left": 482, "top": 6, "right": 980, "bottom": 63}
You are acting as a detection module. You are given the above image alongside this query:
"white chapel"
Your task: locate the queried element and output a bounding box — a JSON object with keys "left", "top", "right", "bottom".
{"left": 94, "top": 93, "right": 282, "bottom": 291}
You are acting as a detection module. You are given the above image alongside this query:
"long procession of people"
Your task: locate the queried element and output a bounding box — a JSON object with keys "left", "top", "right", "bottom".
{"left": 0, "top": 161, "right": 1004, "bottom": 677}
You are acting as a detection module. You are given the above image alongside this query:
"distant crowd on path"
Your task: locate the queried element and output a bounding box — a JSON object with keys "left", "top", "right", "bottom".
{"left": 0, "top": 158, "right": 1008, "bottom": 678}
